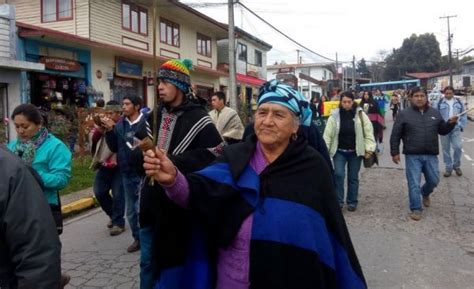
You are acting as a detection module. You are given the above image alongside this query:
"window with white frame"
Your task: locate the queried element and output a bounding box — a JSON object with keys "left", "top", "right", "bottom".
{"left": 160, "top": 18, "right": 180, "bottom": 47}
{"left": 197, "top": 33, "right": 211, "bottom": 57}
{"left": 237, "top": 42, "right": 247, "bottom": 62}
{"left": 254, "top": 50, "right": 262, "bottom": 67}
{"left": 122, "top": 2, "right": 148, "bottom": 35}
{"left": 42, "top": 0, "right": 73, "bottom": 22}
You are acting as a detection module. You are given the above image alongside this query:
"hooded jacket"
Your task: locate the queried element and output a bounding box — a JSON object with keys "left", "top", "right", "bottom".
{"left": 323, "top": 107, "right": 376, "bottom": 157}
{"left": 0, "top": 146, "right": 61, "bottom": 289}
{"left": 7, "top": 133, "right": 72, "bottom": 206}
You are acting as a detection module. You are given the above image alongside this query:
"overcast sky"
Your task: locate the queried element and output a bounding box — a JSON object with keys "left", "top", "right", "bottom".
{"left": 182, "top": 0, "right": 473, "bottom": 66}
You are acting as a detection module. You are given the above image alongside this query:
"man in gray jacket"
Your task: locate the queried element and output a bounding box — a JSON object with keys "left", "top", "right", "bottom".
{"left": 0, "top": 146, "right": 61, "bottom": 289}
{"left": 390, "top": 87, "right": 458, "bottom": 221}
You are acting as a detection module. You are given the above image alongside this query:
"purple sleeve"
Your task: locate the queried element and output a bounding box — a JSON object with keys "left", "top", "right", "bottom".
{"left": 163, "top": 170, "right": 190, "bottom": 208}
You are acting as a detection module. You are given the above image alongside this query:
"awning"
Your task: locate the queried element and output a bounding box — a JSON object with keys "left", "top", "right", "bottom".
{"left": 236, "top": 73, "right": 266, "bottom": 86}
{"left": 0, "top": 58, "right": 44, "bottom": 71}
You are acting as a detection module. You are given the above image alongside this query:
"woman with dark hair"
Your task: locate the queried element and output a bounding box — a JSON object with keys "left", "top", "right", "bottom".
{"left": 310, "top": 95, "right": 324, "bottom": 118}
{"left": 7, "top": 103, "right": 72, "bottom": 288}
{"left": 360, "top": 90, "right": 384, "bottom": 144}
{"left": 324, "top": 92, "right": 376, "bottom": 211}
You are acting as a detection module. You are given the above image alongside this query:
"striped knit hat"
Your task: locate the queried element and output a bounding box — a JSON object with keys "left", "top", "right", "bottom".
{"left": 158, "top": 59, "right": 193, "bottom": 93}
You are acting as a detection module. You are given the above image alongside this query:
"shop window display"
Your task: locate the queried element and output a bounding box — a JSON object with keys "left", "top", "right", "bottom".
{"left": 29, "top": 73, "right": 92, "bottom": 152}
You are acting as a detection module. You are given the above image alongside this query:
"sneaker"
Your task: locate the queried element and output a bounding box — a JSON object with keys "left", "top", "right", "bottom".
{"left": 60, "top": 273, "right": 71, "bottom": 289}
{"left": 110, "top": 225, "right": 125, "bottom": 236}
{"left": 107, "top": 220, "right": 113, "bottom": 229}
{"left": 127, "top": 240, "right": 140, "bottom": 253}
{"left": 455, "top": 168, "right": 463, "bottom": 176}
{"left": 409, "top": 210, "right": 422, "bottom": 221}
{"left": 443, "top": 171, "right": 452, "bottom": 177}
{"left": 422, "top": 196, "right": 430, "bottom": 207}
{"left": 347, "top": 205, "right": 357, "bottom": 212}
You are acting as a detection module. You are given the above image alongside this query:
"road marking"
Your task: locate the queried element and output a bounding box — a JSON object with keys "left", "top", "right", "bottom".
{"left": 465, "top": 154, "right": 473, "bottom": 161}
{"left": 463, "top": 138, "right": 474, "bottom": 143}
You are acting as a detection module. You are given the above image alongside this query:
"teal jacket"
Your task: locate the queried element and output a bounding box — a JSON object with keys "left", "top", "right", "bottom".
{"left": 323, "top": 107, "right": 376, "bottom": 158}
{"left": 8, "top": 134, "right": 72, "bottom": 206}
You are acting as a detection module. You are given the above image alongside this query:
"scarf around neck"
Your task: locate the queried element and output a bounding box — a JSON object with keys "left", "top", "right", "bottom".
{"left": 14, "top": 127, "right": 49, "bottom": 164}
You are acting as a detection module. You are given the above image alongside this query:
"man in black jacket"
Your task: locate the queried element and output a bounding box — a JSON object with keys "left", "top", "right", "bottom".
{"left": 0, "top": 146, "right": 61, "bottom": 289}
{"left": 134, "top": 59, "right": 223, "bottom": 289}
{"left": 390, "top": 87, "right": 458, "bottom": 221}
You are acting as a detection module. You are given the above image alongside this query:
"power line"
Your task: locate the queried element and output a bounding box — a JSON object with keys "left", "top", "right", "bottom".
{"left": 236, "top": 1, "right": 336, "bottom": 62}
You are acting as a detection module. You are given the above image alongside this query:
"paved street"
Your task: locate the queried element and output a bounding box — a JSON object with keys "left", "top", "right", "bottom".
{"left": 61, "top": 108, "right": 474, "bottom": 289}
{"left": 61, "top": 210, "right": 139, "bottom": 289}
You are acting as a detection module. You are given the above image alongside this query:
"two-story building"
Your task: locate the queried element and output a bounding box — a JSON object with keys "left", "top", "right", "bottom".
{"left": 217, "top": 27, "right": 272, "bottom": 108}
{"left": 0, "top": 3, "right": 44, "bottom": 142}
{"left": 267, "top": 62, "right": 335, "bottom": 101}
{"left": 12, "top": 0, "right": 231, "bottom": 107}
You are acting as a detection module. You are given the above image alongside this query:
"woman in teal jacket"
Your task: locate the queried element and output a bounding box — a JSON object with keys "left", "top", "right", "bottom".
{"left": 8, "top": 104, "right": 72, "bottom": 207}
{"left": 323, "top": 91, "right": 376, "bottom": 211}
{"left": 8, "top": 103, "right": 72, "bottom": 288}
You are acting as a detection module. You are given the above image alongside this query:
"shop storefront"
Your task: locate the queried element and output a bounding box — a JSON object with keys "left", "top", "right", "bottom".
{"left": 24, "top": 39, "right": 92, "bottom": 109}
{"left": 111, "top": 57, "right": 147, "bottom": 105}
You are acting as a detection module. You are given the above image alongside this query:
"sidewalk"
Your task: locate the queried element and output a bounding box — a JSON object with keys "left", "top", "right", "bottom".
{"left": 61, "top": 187, "right": 96, "bottom": 218}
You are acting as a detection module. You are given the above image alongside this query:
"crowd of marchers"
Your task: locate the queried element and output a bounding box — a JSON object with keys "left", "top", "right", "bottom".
{"left": 0, "top": 57, "right": 468, "bottom": 289}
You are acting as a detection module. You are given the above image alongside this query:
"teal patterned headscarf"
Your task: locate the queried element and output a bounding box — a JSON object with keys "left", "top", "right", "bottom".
{"left": 257, "top": 79, "right": 312, "bottom": 127}
{"left": 13, "top": 127, "right": 49, "bottom": 164}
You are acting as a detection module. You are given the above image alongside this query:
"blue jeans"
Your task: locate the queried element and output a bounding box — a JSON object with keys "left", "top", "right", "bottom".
{"left": 333, "top": 150, "right": 363, "bottom": 207}
{"left": 405, "top": 155, "right": 440, "bottom": 211}
{"left": 122, "top": 172, "right": 141, "bottom": 241}
{"left": 93, "top": 167, "right": 125, "bottom": 227}
{"left": 140, "top": 226, "right": 154, "bottom": 289}
{"left": 440, "top": 128, "right": 462, "bottom": 172}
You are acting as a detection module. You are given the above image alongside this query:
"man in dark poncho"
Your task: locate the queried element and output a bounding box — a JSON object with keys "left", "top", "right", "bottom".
{"left": 144, "top": 80, "right": 367, "bottom": 289}
{"left": 134, "top": 58, "right": 223, "bottom": 289}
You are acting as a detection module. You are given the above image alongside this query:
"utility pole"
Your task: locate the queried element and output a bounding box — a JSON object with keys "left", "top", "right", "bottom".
{"left": 152, "top": 0, "right": 158, "bottom": 143}
{"left": 335, "top": 52, "right": 339, "bottom": 97}
{"left": 296, "top": 49, "right": 300, "bottom": 64}
{"left": 352, "top": 55, "right": 356, "bottom": 90}
{"left": 440, "top": 15, "right": 457, "bottom": 87}
{"left": 228, "top": 0, "right": 237, "bottom": 110}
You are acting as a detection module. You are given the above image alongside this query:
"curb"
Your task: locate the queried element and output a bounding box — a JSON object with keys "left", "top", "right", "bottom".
{"left": 61, "top": 197, "right": 97, "bottom": 218}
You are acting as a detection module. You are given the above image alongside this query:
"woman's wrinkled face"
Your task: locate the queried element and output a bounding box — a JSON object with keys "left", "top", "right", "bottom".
{"left": 254, "top": 103, "right": 299, "bottom": 148}
{"left": 13, "top": 114, "right": 41, "bottom": 141}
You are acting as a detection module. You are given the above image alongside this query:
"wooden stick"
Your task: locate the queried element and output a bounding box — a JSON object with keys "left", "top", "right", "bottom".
{"left": 139, "top": 137, "right": 156, "bottom": 185}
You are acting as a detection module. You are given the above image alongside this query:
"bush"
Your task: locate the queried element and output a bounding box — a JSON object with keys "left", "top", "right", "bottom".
{"left": 61, "top": 155, "right": 95, "bottom": 195}
{"left": 0, "top": 122, "right": 7, "bottom": 144}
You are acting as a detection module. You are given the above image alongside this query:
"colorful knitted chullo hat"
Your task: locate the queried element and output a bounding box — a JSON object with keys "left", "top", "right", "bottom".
{"left": 158, "top": 58, "right": 193, "bottom": 93}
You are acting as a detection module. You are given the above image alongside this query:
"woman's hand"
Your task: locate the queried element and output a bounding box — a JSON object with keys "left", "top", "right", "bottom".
{"left": 143, "top": 148, "right": 177, "bottom": 186}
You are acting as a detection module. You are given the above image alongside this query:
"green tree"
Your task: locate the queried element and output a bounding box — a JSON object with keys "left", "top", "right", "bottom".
{"left": 357, "top": 58, "right": 371, "bottom": 78}
{"left": 384, "top": 33, "right": 442, "bottom": 80}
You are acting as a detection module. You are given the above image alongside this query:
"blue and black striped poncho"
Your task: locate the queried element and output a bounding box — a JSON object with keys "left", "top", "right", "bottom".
{"left": 155, "top": 134, "right": 367, "bottom": 289}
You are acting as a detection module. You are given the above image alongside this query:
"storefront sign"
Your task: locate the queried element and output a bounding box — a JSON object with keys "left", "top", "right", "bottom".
{"left": 116, "top": 57, "right": 143, "bottom": 80}
{"left": 113, "top": 78, "right": 135, "bottom": 88}
{"left": 278, "top": 67, "right": 295, "bottom": 74}
{"left": 39, "top": 57, "right": 81, "bottom": 72}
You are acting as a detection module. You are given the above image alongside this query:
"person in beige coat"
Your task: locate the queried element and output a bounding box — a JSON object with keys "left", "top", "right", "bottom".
{"left": 209, "top": 91, "right": 244, "bottom": 144}
{"left": 323, "top": 91, "right": 376, "bottom": 211}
